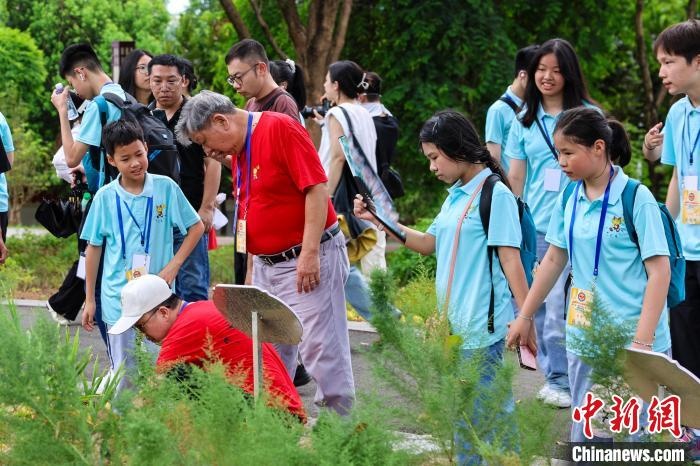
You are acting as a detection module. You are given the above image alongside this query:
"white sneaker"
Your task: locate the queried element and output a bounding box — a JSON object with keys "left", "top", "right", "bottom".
{"left": 536, "top": 384, "right": 551, "bottom": 401}
{"left": 541, "top": 386, "right": 572, "bottom": 408}
{"left": 46, "top": 302, "right": 70, "bottom": 325}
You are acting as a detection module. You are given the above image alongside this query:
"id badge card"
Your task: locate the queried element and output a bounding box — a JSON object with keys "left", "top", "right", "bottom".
{"left": 76, "top": 253, "right": 86, "bottom": 280}
{"left": 127, "top": 254, "right": 151, "bottom": 281}
{"left": 236, "top": 219, "right": 247, "bottom": 254}
{"left": 681, "top": 188, "right": 700, "bottom": 224}
{"left": 567, "top": 287, "right": 593, "bottom": 328}
{"left": 543, "top": 168, "right": 561, "bottom": 192}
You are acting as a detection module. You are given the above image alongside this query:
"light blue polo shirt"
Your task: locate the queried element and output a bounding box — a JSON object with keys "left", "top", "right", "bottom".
{"left": 81, "top": 173, "right": 200, "bottom": 325}
{"left": 485, "top": 86, "right": 522, "bottom": 174}
{"left": 545, "top": 166, "right": 671, "bottom": 355}
{"left": 76, "top": 83, "right": 125, "bottom": 192}
{"left": 660, "top": 96, "right": 700, "bottom": 260}
{"left": 427, "top": 168, "right": 522, "bottom": 350}
{"left": 0, "top": 112, "right": 15, "bottom": 213}
{"left": 505, "top": 102, "right": 599, "bottom": 234}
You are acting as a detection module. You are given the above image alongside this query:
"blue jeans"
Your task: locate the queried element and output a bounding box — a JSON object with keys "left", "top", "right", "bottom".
{"left": 534, "top": 233, "right": 570, "bottom": 392}
{"left": 173, "top": 229, "right": 209, "bottom": 302}
{"left": 456, "top": 339, "right": 518, "bottom": 465}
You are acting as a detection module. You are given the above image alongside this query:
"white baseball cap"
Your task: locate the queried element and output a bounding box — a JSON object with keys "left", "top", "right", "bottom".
{"left": 109, "top": 274, "right": 174, "bottom": 335}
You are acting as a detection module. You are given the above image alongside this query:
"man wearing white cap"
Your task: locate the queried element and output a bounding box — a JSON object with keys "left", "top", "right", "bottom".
{"left": 111, "top": 274, "right": 306, "bottom": 420}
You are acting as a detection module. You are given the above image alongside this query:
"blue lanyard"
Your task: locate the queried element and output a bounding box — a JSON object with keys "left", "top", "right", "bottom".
{"left": 178, "top": 301, "right": 189, "bottom": 315}
{"left": 539, "top": 117, "right": 558, "bottom": 162}
{"left": 568, "top": 166, "right": 614, "bottom": 279}
{"left": 683, "top": 108, "right": 700, "bottom": 167}
{"left": 233, "top": 113, "right": 254, "bottom": 228}
{"left": 116, "top": 194, "right": 153, "bottom": 261}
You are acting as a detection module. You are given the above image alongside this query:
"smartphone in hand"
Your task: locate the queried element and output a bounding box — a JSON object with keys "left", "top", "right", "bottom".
{"left": 517, "top": 345, "right": 537, "bottom": 371}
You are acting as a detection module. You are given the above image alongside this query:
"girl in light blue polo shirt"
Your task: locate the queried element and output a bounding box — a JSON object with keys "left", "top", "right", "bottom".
{"left": 504, "top": 38, "right": 600, "bottom": 408}
{"left": 355, "top": 110, "right": 531, "bottom": 464}
{"left": 508, "top": 108, "right": 671, "bottom": 442}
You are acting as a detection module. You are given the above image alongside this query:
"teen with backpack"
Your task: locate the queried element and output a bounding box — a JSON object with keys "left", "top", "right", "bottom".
{"left": 485, "top": 45, "right": 539, "bottom": 174}
{"left": 504, "top": 38, "right": 600, "bottom": 408}
{"left": 507, "top": 107, "right": 671, "bottom": 442}
{"left": 354, "top": 110, "right": 531, "bottom": 463}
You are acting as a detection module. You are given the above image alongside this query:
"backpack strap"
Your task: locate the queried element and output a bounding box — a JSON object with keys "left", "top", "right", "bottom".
{"left": 89, "top": 96, "right": 112, "bottom": 188}
{"left": 561, "top": 182, "right": 577, "bottom": 210}
{"left": 479, "top": 173, "right": 502, "bottom": 334}
{"left": 499, "top": 95, "right": 519, "bottom": 114}
{"left": 621, "top": 179, "right": 641, "bottom": 247}
{"left": 260, "top": 89, "right": 286, "bottom": 112}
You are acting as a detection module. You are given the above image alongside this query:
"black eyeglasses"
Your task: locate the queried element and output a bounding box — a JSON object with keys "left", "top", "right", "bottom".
{"left": 135, "top": 65, "right": 149, "bottom": 76}
{"left": 226, "top": 63, "right": 259, "bottom": 86}
{"left": 135, "top": 309, "right": 157, "bottom": 333}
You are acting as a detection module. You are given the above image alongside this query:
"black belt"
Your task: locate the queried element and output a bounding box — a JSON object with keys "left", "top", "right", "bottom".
{"left": 258, "top": 224, "right": 341, "bottom": 266}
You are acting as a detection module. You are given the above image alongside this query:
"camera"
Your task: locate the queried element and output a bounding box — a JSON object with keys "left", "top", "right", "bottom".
{"left": 301, "top": 99, "right": 330, "bottom": 119}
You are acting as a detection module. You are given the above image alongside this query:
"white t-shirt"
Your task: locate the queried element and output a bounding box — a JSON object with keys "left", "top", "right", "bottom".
{"left": 318, "top": 102, "right": 377, "bottom": 176}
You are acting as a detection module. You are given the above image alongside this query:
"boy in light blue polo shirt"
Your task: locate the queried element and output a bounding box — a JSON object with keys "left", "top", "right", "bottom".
{"left": 485, "top": 45, "right": 538, "bottom": 174}
{"left": 642, "top": 20, "right": 700, "bottom": 389}
{"left": 81, "top": 120, "right": 204, "bottom": 393}
{"left": 0, "top": 111, "right": 15, "bottom": 243}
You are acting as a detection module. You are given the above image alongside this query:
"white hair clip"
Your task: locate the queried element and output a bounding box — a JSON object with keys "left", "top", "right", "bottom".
{"left": 357, "top": 73, "right": 369, "bottom": 90}
{"left": 285, "top": 58, "right": 296, "bottom": 73}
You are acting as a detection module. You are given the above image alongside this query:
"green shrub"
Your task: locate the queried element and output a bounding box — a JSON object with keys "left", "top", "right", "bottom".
{"left": 368, "top": 270, "right": 556, "bottom": 464}
{"left": 0, "top": 233, "right": 75, "bottom": 296}
{"left": 0, "top": 301, "right": 411, "bottom": 464}
{"left": 386, "top": 217, "right": 437, "bottom": 286}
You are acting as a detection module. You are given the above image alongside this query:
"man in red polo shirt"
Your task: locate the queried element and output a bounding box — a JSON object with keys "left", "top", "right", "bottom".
{"left": 174, "top": 91, "right": 354, "bottom": 415}
{"left": 109, "top": 274, "right": 306, "bottom": 420}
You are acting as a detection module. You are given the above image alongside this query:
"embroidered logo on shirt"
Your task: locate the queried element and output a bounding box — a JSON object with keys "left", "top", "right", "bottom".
{"left": 606, "top": 216, "right": 626, "bottom": 238}
{"left": 156, "top": 203, "right": 166, "bottom": 221}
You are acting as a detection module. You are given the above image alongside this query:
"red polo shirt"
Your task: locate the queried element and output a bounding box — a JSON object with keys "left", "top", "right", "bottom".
{"left": 231, "top": 112, "right": 336, "bottom": 255}
{"left": 156, "top": 300, "right": 306, "bottom": 421}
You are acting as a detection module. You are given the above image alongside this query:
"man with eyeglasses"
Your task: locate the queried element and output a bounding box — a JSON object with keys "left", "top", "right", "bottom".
{"left": 147, "top": 54, "right": 221, "bottom": 304}
{"left": 109, "top": 274, "right": 306, "bottom": 421}
{"left": 225, "top": 39, "right": 300, "bottom": 123}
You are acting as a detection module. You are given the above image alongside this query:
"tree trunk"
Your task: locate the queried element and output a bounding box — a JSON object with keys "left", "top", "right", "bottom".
{"left": 219, "top": 0, "right": 251, "bottom": 40}
{"left": 688, "top": 0, "right": 697, "bottom": 19}
{"left": 634, "top": 0, "right": 663, "bottom": 193}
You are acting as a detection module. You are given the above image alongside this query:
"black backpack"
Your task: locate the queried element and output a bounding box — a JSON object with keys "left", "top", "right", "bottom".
{"left": 0, "top": 133, "right": 10, "bottom": 174}
{"left": 372, "top": 114, "right": 404, "bottom": 199}
{"left": 90, "top": 92, "right": 180, "bottom": 186}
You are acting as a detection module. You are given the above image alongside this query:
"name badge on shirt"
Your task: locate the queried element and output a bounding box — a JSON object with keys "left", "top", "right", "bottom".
{"left": 544, "top": 168, "right": 561, "bottom": 192}
{"left": 567, "top": 287, "right": 593, "bottom": 328}
{"left": 127, "top": 254, "right": 151, "bottom": 281}
{"left": 681, "top": 188, "right": 700, "bottom": 225}
{"left": 76, "top": 253, "right": 86, "bottom": 280}
{"left": 236, "top": 219, "right": 247, "bottom": 254}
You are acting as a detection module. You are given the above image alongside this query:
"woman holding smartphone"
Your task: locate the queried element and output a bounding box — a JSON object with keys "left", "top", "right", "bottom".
{"left": 354, "top": 110, "right": 532, "bottom": 464}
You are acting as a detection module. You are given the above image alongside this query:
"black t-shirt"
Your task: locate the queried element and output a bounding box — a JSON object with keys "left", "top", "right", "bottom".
{"left": 155, "top": 99, "right": 206, "bottom": 210}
